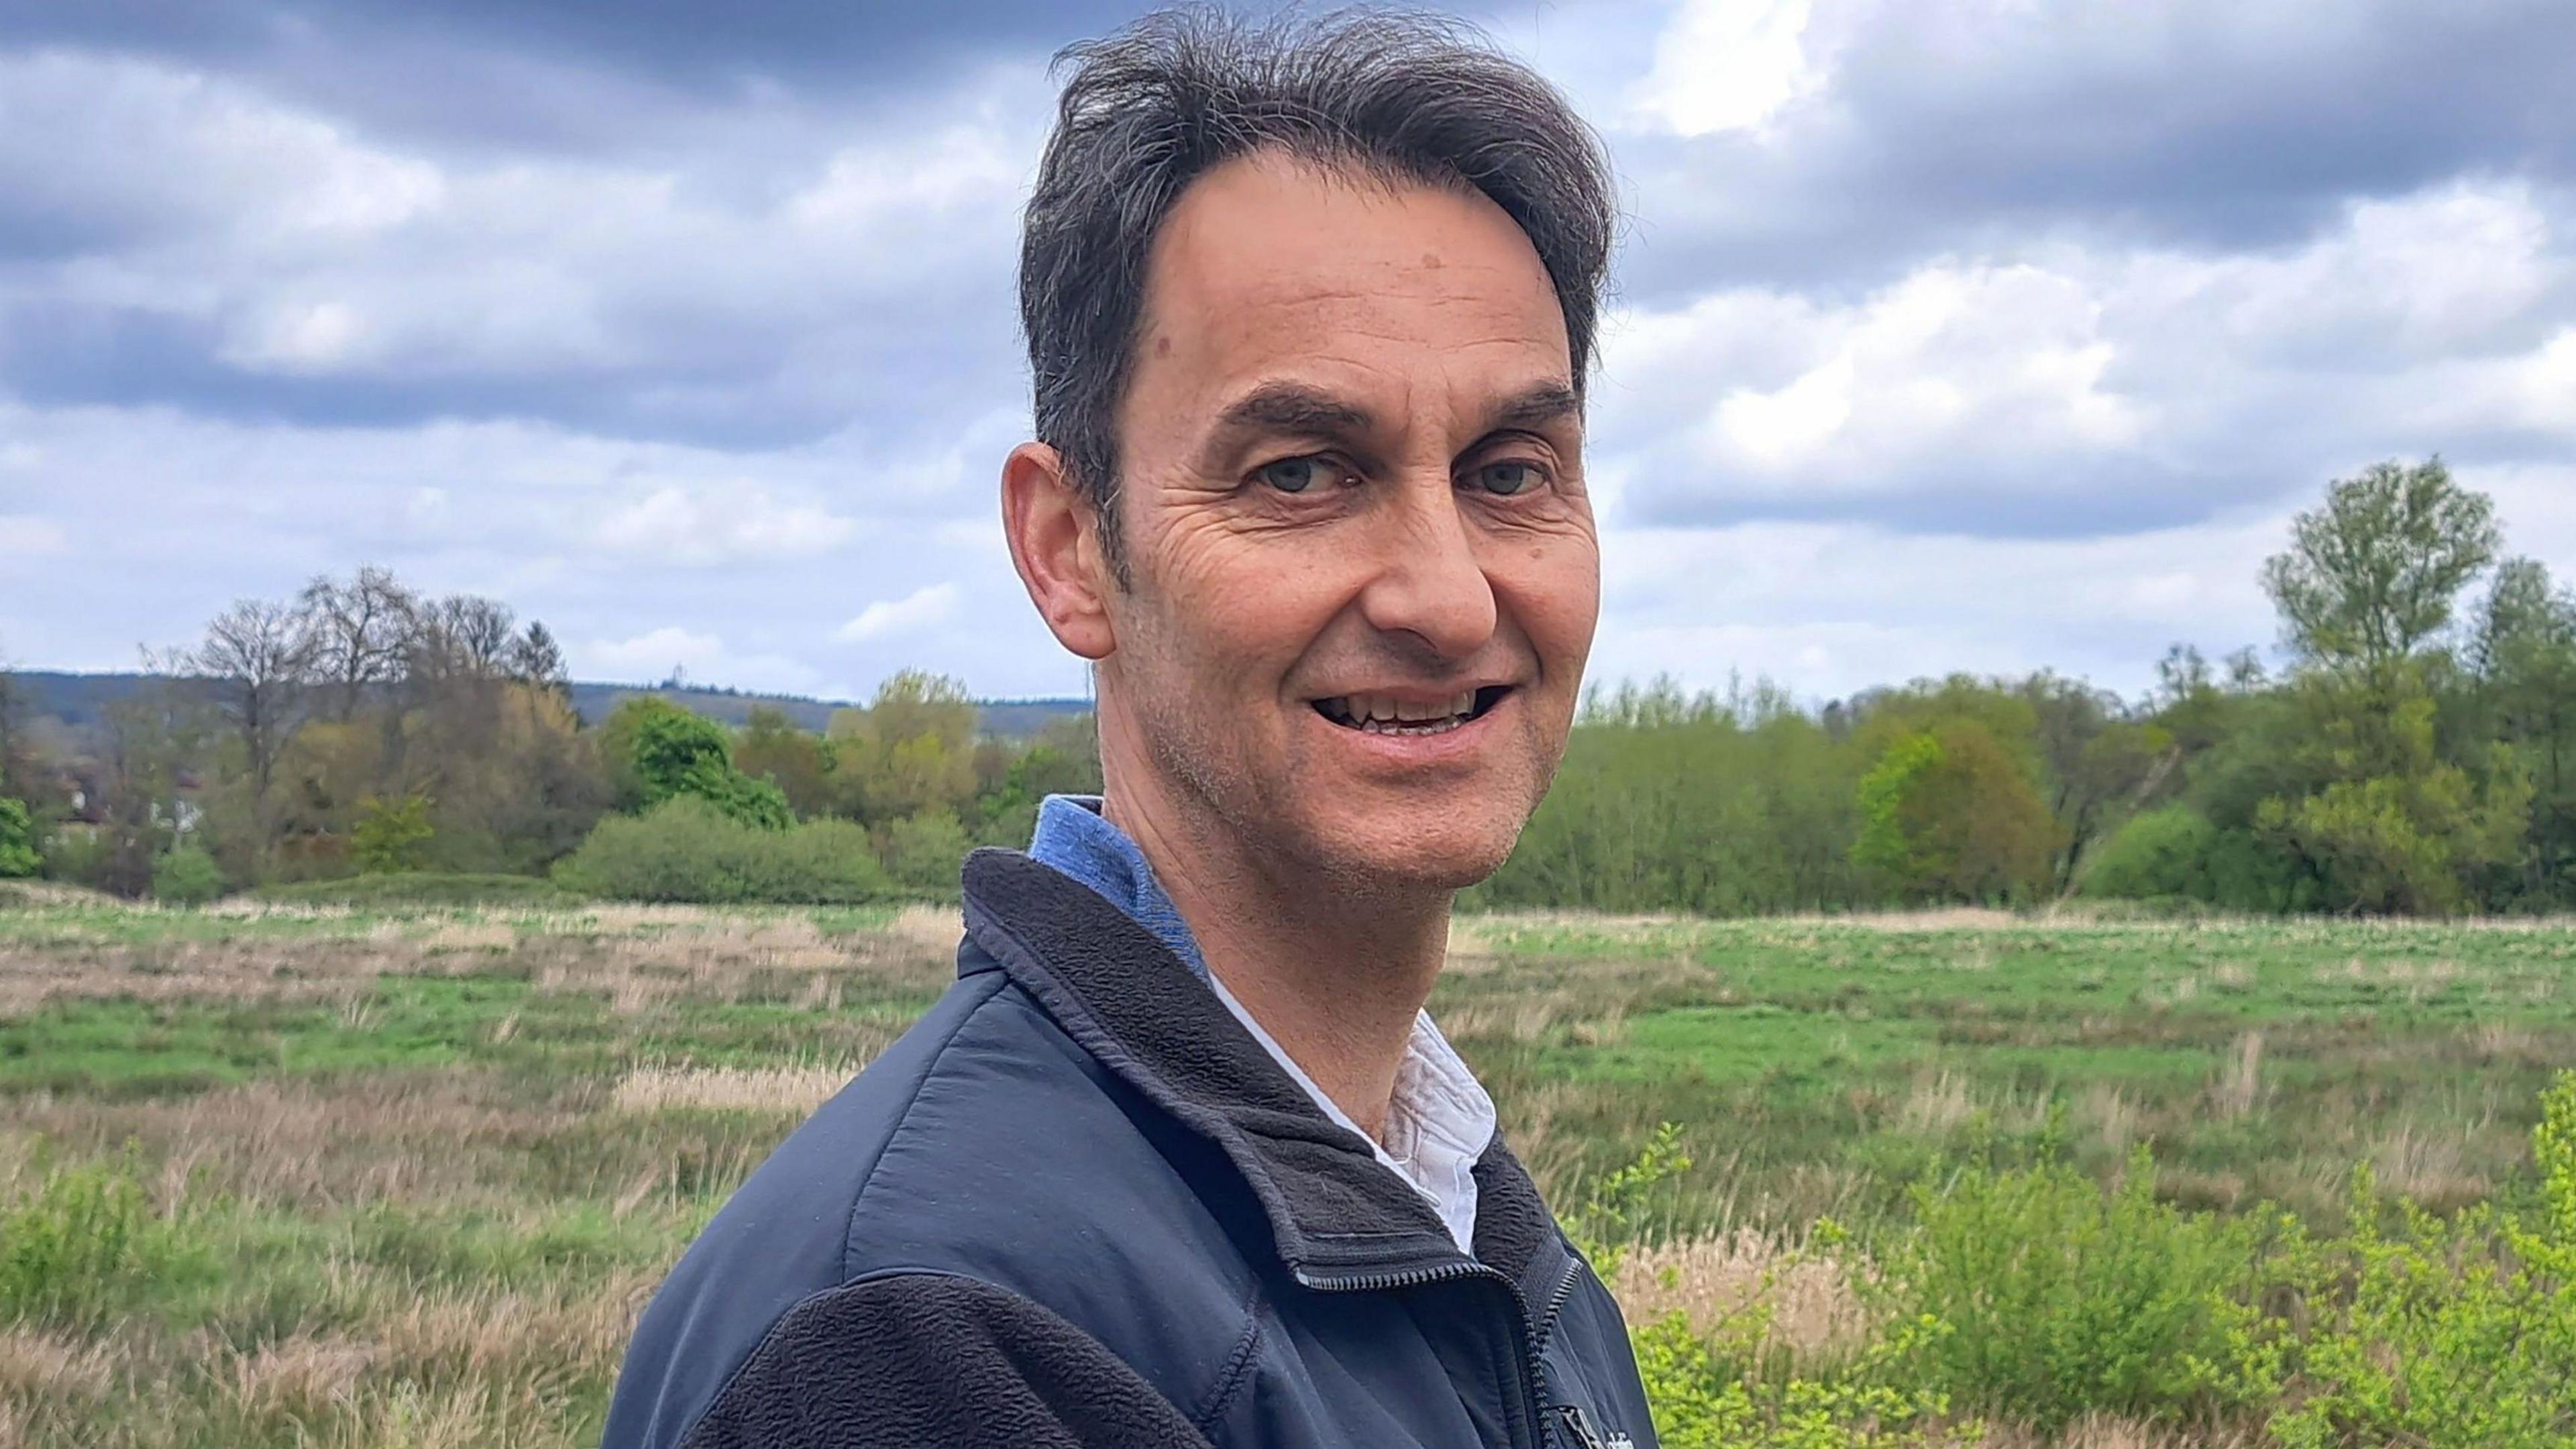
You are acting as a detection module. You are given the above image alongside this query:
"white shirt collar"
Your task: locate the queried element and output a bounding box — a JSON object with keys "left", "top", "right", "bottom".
{"left": 1203, "top": 969, "right": 1496, "bottom": 1255}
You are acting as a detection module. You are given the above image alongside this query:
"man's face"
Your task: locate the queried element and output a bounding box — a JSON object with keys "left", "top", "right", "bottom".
{"left": 1098, "top": 152, "right": 1599, "bottom": 892}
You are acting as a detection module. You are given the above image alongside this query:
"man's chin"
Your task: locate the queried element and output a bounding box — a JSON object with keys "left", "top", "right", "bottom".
{"left": 1301, "top": 810, "right": 1524, "bottom": 894}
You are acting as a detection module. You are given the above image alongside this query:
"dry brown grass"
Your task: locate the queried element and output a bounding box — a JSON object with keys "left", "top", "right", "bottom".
{"left": 2373, "top": 1123, "right": 2490, "bottom": 1211}
{"left": 612, "top": 1063, "right": 862, "bottom": 1115}
{"left": 1974, "top": 1416, "right": 2263, "bottom": 1449}
{"left": 1610, "top": 1230, "right": 1871, "bottom": 1360}
{"left": 0, "top": 905, "right": 959, "bottom": 1018}
{"left": 218, "top": 1336, "right": 375, "bottom": 1422}
{"left": 0, "top": 1332, "right": 113, "bottom": 1405}
{"left": 1, "top": 1072, "right": 579, "bottom": 1210}
{"left": 2210, "top": 1030, "right": 2266, "bottom": 1120}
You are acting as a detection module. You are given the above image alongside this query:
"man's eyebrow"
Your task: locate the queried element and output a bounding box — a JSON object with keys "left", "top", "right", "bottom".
{"left": 1483, "top": 382, "right": 1582, "bottom": 435}
{"left": 1213, "top": 382, "right": 1376, "bottom": 439}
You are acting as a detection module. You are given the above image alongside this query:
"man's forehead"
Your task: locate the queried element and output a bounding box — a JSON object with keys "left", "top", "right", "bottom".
{"left": 1134, "top": 154, "right": 1574, "bottom": 425}
{"left": 1142, "top": 156, "right": 1568, "bottom": 343}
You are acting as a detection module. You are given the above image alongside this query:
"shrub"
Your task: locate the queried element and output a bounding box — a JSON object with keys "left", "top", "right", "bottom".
{"left": 2080, "top": 805, "right": 2222, "bottom": 902}
{"left": 150, "top": 843, "right": 225, "bottom": 906}
{"left": 2271, "top": 1071, "right": 2576, "bottom": 1449}
{"left": 354, "top": 792, "right": 437, "bottom": 873}
{"left": 552, "top": 796, "right": 892, "bottom": 904}
{"left": 0, "top": 796, "right": 38, "bottom": 878}
{"left": 879, "top": 807, "right": 971, "bottom": 898}
{"left": 1866, "top": 1145, "right": 2292, "bottom": 1431}
{"left": 1633, "top": 1310, "right": 1961, "bottom": 1449}
{"left": 1597, "top": 1129, "right": 1963, "bottom": 1448}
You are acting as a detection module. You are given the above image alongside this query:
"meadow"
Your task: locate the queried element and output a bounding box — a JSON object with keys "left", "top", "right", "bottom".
{"left": 0, "top": 887, "right": 2569, "bottom": 1448}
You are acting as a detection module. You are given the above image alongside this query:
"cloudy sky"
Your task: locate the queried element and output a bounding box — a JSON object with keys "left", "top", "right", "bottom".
{"left": 3, "top": 1, "right": 2573, "bottom": 704}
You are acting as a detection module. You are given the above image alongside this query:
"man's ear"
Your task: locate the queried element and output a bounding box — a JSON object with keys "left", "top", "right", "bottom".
{"left": 1001, "top": 441, "right": 1117, "bottom": 661}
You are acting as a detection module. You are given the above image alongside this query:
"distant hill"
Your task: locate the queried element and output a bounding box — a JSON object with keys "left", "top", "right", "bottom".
{"left": 6, "top": 671, "right": 1089, "bottom": 739}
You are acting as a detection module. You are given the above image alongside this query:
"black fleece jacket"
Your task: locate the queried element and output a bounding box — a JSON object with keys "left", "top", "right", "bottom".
{"left": 603, "top": 848, "right": 1659, "bottom": 1449}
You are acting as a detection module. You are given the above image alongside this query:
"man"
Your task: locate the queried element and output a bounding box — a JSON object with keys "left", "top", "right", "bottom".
{"left": 604, "top": 11, "right": 1651, "bottom": 1447}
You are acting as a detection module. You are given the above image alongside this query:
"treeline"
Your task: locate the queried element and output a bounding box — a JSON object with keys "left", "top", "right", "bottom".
{"left": 1479, "top": 459, "right": 2574, "bottom": 917}
{"left": 3, "top": 458, "right": 2569, "bottom": 914}
{"left": 0, "top": 566, "right": 1098, "bottom": 904}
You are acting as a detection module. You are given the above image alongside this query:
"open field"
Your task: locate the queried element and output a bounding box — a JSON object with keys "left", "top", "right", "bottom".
{"left": 0, "top": 894, "right": 2569, "bottom": 1447}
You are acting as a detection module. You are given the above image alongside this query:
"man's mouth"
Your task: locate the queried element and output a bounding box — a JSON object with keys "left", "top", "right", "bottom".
{"left": 1311, "top": 686, "right": 1511, "bottom": 737}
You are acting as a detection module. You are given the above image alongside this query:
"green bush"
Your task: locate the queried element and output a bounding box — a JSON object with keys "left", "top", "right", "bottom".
{"left": 254, "top": 871, "right": 588, "bottom": 909}
{"left": 631, "top": 706, "right": 792, "bottom": 829}
{"left": 879, "top": 807, "right": 971, "bottom": 898}
{"left": 1866, "top": 1146, "right": 2291, "bottom": 1432}
{"left": 1632, "top": 1310, "right": 1960, "bottom": 1449}
{"left": 354, "top": 792, "right": 437, "bottom": 873}
{"left": 2081, "top": 805, "right": 2222, "bottom": 901}
{"left": 552, "top": 796, "right": 893, "bottom": 904}
{"left": 0, "top": 796, "right": 39, "bottom": 878}
{"left": 2271, "top": 1071, "right": 2576, "bottom": 1449}
{"left": 149, "top": 843, "right": 225, "bottom": 906}
{"left": 0, "top": 1161, "right": 201, "bottom": 1332}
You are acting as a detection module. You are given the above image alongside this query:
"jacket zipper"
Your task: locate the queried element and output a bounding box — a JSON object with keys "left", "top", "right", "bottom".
{"left": 1297, "top": 1241, "right": 1593, "bottom": 1449}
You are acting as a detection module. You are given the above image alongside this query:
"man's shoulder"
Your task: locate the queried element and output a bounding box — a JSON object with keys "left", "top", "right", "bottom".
{"left": 606, "top": 951, "right": 1264, "bottom": 1449}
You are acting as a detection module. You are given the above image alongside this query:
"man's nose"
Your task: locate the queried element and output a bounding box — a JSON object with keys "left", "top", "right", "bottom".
{"left": 1356, "top": 480, "right": 1498, "bottom": 660}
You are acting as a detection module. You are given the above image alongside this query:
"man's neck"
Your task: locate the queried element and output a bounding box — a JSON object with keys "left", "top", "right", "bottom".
{"left": 1102, "top": 782, "right": 1450, "bottom": 1144}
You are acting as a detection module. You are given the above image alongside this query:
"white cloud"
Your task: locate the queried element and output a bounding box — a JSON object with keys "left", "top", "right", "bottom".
{"left": 837, "top": 583, "right": 961, "bottom": 643}
{"left": 580, "top": 625, "right": 825, "bottom": 696}
{"left": 1589, "top": 506, "right": 2288, "bottom": 700}
{"left": 1605, "top": 259, "right": 2147, "bottom": 508}
{"left": 595, "top": 484, "right": 859, "bottom": 567}
{"left": 1627, "top": 0, "right": 1826, "bottom": 137}
{"left": 1599, "top": 175, "right": 2572, "bottom": 531}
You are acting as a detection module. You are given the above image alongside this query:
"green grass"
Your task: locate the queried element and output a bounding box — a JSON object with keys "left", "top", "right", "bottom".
{"left": 0, "top": 896, "right": 2569, "bottom": 1446}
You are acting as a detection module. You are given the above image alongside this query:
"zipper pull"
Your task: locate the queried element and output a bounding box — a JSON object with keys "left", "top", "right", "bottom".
{"left": 1550, "top": 1403, "right": 1612, "bottom": 1449}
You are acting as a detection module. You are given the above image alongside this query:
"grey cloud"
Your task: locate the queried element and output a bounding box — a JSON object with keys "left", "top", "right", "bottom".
{"left": 0, "top": 1, "right": 1274, "bottom": 155}
{"left": 1617, "top": 0, "right": 2576, "bottom": 301}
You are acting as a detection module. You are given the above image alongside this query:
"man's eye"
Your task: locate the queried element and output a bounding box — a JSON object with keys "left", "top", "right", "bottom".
{"left": 1472, "top": 461, "right": 1546, "bottom": 496}
{"left": 1256, "top": 457, "right": 1337, "bottom": 494}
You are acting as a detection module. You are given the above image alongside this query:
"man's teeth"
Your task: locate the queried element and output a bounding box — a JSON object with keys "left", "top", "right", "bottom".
{"left": 1322, "top": 691, "right": 1482, "bottom": 733}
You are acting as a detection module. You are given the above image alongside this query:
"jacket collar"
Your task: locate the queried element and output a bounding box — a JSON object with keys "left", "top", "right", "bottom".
{"left": 958, "top": 847, "right": 1567, "bottom": 1303}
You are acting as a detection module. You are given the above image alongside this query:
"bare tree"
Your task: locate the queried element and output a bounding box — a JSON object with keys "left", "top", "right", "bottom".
{"left": 300, "top": 566, "right": 419, "bottom": 721}
{"left": 508, "top": 621, "right": 568, "bottom": 693}
{"left": 407, "top": 594, "right": 518, "bottom": 684}
{"left": 189, "top": 597, "right": 319, "bottom": 806}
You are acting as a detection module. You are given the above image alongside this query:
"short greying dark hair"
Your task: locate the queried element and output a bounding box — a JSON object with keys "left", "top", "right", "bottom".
{"left": 1019, "top": 7, "right": 1616, "bottom": 575}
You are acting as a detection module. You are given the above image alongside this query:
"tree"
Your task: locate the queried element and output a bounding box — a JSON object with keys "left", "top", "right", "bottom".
{"left": 2019, "top": 672, "right": 2176, "bottom": 894}
{"left": 733, "top": 706, "right": 835, "bottom": 819}
{"left": 508, "top": 621, "right": 568, "bottom": 694}
{"left": 82, "top": 678, "right": 211, "bottom": 898}
{"left": 829, "top": 670, "right": 978, "bottom": 824}
{"left": 1853, "top": 723, "right": 2060, "bottom": 904}
{"left": 0, "top": 645, "right": 29, "bottom": 810}
{"left": 629, "top": 704, "right": 792, "bottom": 829}
{"left": 2261, "top": 458, "right": 2500, "bottom": 668}
{"left": 299, "top": 567, "right": 418, "bottom": 722}
{"left": 2473, "top": 558, "right": 2576, "bottom": 900}
{"left": 2251, "top": 668, "right": 2532, "bottom": 914}
{"left": 188, "top": 597, "right": 319, "bottom": 809}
